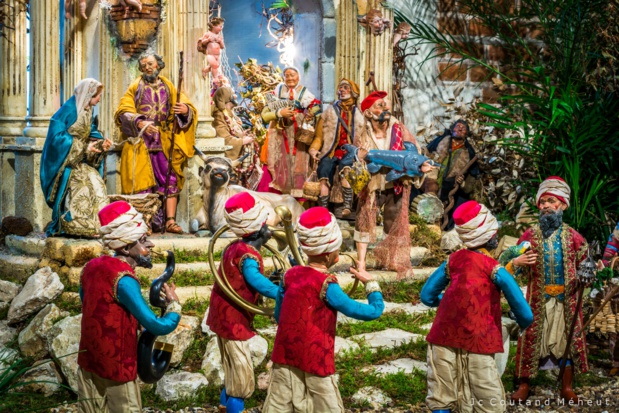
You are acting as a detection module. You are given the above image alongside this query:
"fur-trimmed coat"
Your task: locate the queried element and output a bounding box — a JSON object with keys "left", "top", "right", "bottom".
{"left": 311, "top": 102, "right": 365, "bottom": 160}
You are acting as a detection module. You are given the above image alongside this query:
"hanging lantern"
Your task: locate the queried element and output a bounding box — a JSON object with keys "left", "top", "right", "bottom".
{"left": 577, "top": 248, "right": 597, "bottom": 284}
{"left": 105, "top": 0, "right": 162, "bottom": 59}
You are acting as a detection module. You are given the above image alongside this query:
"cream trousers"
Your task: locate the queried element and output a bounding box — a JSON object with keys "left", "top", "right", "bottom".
{"left": 77, "top": 367, "right": 141, "bottom": 413}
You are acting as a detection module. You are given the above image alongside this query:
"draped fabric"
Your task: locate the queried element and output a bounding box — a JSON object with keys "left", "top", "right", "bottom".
{"left": 115, "top": 76, "right": 197, "bottom": 194}
{"left": 426, "top": 249, "right": 505, "bottom": 354}
{"left": 207, "top": 241, "right": 263, "bottom": 341}
{"left": 78, "top": 256, "right": 139, "bottom": 382}
{"left": 271, "top": 266, "right": 338, "bottom": 377}
{"left": 514, "top": 224, "right": 589, "bottom": 378}
{"left": 40, "top": 78, "right": 106, "bottom": 237}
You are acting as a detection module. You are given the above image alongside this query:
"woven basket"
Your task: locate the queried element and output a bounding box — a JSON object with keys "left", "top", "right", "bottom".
{"left": 295, "top": 115, "right": 315, "bottom": 145}
{"left": 302, "top": 170, "right": 321, "bottom": 201}
{"left": 107, "top": 193, "right": 161, "bottom": 228}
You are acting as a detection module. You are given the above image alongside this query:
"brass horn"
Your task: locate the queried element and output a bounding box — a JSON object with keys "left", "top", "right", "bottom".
{"left": 137, "top": 250, "right": 175, "bottom": 383}
{"left": 207, "top": 206, "right": 360, "bottom": 315}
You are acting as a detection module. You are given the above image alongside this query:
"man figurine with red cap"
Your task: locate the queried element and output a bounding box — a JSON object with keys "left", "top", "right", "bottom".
{"left": 504, "top": 176, "right": 589, "bottom": 404}
{"left": 421, "top": 200, "right": 533, "bottom": 413}
{"left": 262, "top": 207, "right": 385, "bottom": 413}
{"left": 206, "top": 192, "right": 280, "bottom": 413}
{"left": 353, "top": 90, "right": 432, "bottom": 271}
{"left": 77, "top": 201, "right": 181, "bottom": 412}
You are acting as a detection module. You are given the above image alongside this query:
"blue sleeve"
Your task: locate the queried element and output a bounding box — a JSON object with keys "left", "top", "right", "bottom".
{"left": 325, "top": 283, "right": 384, "bottom": 321}
{"left": 420, "top": 261, "right": 450, "bottom": 307}
{"left": 117, "top": 276, "right": 181, "bottom": 336}
{"left": 242, "top": 258, "right": 279, "bottom": 299}
{"left": 79, "top": 286, "right": 83, "bottom": 302}
{"left": 274, "top": 286, "right": 285, "bottom": 323}
{"left": 493, "top": 267, "right": 533, "bottom": 329}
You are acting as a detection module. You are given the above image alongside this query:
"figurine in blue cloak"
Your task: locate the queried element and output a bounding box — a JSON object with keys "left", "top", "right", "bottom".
{"left": 40, "top": 78, "right": 113, "bottom": 237}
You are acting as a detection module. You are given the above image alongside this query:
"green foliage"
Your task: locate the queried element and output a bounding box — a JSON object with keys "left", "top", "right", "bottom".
{"left": 181, "top": 297, "right": 209, "bottom": 317}
{"left": 180, "top": 331, "right": 210, "bottom": 372}
{"left": 387, "top": 0, "right": 619, "bottom": 244}
{"left": 55, "top": 294, "right": 82, "bottom": 316}
{"left": 349, "top": 280, "right": 426, "bottom": 304}
{"left": 153, "top": 249, "right": 220, "bottom": 264}
{"left": 173, "top": 270, "right": 214, "bottom": 287}
{"left": 408, "top": 214, "right": 446, "bottom": 266}
{"left": 337, "top": 310, "right": 436, "bottom": 338}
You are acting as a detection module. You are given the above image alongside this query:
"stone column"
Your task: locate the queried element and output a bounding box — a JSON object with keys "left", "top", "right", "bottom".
{"left": 0, "top": 0, "right": 28, "bottom": 218}
{"left": 157, "top": 0, "right": 224, "bottom": 230}
{"left": 19, "top": 0, "right": 62, "bottom": 230}
{"left": 335, "top": 0, "right": 360, "bottom": 88}
{"left": 359, "top": 4, "right": 393, "bottom": 99}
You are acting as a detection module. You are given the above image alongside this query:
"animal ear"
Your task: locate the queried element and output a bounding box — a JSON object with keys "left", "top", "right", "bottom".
{"left": 204, "top": 165, "right": 212, "bottom": 174}
{"left": 199, "top": 166, "right": 204, "bottom": 175}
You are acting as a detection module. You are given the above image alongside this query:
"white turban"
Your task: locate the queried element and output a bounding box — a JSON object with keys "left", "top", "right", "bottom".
{"left": 536, "top": 176, "right": 571, "bottom": 208}
{"left": 224, "top": 192, "right": 269, "bottom": 237}
{"left": 99, "top": 202, "right": 148, "bottom": 250}
{"left": 296, "top": 208, "right": 343, "bottom": 256}
{"left": 454, "top": 201, "right": 499, "bottom": 249}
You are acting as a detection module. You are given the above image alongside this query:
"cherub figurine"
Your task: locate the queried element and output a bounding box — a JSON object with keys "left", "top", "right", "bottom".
{"left": 65, "top": 0, "right": 142, "bottom": 19}
{"left": 197, "top": 17, "right": 225, "bottom": 80}
{"left": 393, "top": 22, "right": 412, "bottom": 46}
{"left": 358, "top": 8, "right": 391, "bottom": 36}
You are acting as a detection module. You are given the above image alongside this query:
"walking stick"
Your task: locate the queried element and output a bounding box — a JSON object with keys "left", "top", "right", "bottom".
{"left": 557, "top": 250, "right": 597, "bottom": 385}
{"left": 440, "top": 155, "right": 478, "bottom": 230}
{"left": 162, "top": 51, "right": 184, "bottom": 234}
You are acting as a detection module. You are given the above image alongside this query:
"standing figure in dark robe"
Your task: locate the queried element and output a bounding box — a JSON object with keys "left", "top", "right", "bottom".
{"left": 115, "top": 53, "right": 198, "bottom": 233}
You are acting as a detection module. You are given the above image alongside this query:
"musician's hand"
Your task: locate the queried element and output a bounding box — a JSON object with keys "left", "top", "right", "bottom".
{"left": 309, "top": 148, "right": 320, "bottom": 161}
{"left": 279, "top": 107, "right": 295, "bottom": 119}
{"left": 513, "top": 250, "right": 537, "bottom": 267}
{"left": 420, "top": 160, "right": 438, "bottom": 173}
{"left": 102, "top": 138, "right": 113, "bottom": 152}
{"left": 138, "top": 120, "right": 158, "bottom": 135}
{"left": 173, "top": 102, "right": 189, "bottom": 116}
{"left": 163, "top": 282, "right": 179, "bottom": 303}
{"left": 456, "top": 175, "right": 464, "bottom": 184}
{"left": 242, "top": 135, "right": 255, "bottom": 145}
{"left": 350, "top": 266, "right": 374, "bottom": 284}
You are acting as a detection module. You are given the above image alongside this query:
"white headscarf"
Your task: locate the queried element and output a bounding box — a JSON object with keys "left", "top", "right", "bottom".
{"left": 455, "top": 203, "right": 499, "bottom": 249}
{"left": 99, "top": 205, "right": 148, "bottom": 250}
{"left": 224, "top": 197, "right": 269, "bottom": 237}
{"left": 297, "top": 211, "right": 343, "bottom": 256}
{"left": 74, "top": 78, "right": 103, "bottom": 119}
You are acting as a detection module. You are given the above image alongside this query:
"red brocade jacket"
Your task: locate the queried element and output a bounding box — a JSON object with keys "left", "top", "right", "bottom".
{"left": 207, "top": 241, "right": 263, "bottom": 341}
{"left": 426, "top": 249, "right": 505, "bottom": 354}
{"left": 515, "top": 224, "right": 589, "bottom": 378}
{"left": 78, "top": 256, "right": 139, "bottom": 382}
{"left": 271, "top": 266, "right": 339, "bottom": 376}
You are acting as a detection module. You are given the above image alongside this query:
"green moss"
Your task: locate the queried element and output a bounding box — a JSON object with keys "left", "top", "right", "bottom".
{"left": 337, "top": 310, "right": 436, "bottom": 338}
{"left": 349, "top": 280, "right": 427, "bottom": 304}
{"left": 152, "top": 249, "right": 221, "bottom": 264}
{"left": 181, "top": 298, "right": 209, "bottom": 317}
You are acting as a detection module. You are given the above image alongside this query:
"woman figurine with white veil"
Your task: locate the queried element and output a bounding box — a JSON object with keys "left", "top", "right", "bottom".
{"left": 40, "top": 78, "right": 113, "bottom": 237}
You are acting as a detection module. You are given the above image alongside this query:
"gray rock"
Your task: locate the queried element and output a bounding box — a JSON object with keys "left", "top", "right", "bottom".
{"left": 157, "top": 315, "right": 200, "bottom": 367}
{"left": 5, "top": 235, "right": 46, "bottom": 257}
{"left": 15, "top": 360, "right": 63, "bottom": 395}
{"left": 201, "top": 338, "right": 225, "bottom": 386}
{"left": 365, "top": 358, "right": 428, "bottom": 376}
{"left": 47, "top": 314, "right": 81, "bottom": 392}
{"left": 200, "top": 307, "right": 216, "bottom": 337}
{"left": 0, "top": 347, "right": 19, "bottom": 371}
{"left": 0, "top": 280, "right": 21, "bottom": 313}
{"left": 200, "top": 334, "right": 268, "bottom": 387}
{"left": 7, "top": 267, "right": 64, "bottom": 325}
{"left": 349, "top": 328, "right": 423, "bottom": 351}
{"left": 334, "top": 336, "right": 360, "bottom": 357}
{"left": 494, "top": 325, "right": 510, "bottom": 377}
{"left": 351, "top": 386, "right": 393, "bottom": 408}
{"left": 155, "top": 371, "right": 209, "bottom": 401}
{"left": 257, "top": 325, "right": 278, "bottom": 338}
{"left": 19, "top": 303, "right": 69, "bottom": 359}
{"left": 0, "top": 320, "right": 17, "bottom": 348}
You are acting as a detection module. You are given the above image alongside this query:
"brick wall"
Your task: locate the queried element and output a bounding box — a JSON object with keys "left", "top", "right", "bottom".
{"left": 435, "top": 0, "right": 542, "bottom": 103}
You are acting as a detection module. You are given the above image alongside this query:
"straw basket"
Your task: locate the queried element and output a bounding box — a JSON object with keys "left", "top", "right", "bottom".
{"left": 302, "top": 169, "right": 321, "bottom": 201}
{"left": 107, "top": 193, "right": 162, "bottom": 228}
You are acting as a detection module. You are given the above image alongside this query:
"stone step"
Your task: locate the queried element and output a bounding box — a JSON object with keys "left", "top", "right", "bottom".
{"left": 362, "top": 357, "right": 428, "bottom": 376}
{"left": 0, "top": 252, "right": 40, "bottom": 283}
{"left": 348, "top": 328, "right": 424, "bottom": 351}
{"left": 5, "top": 234, "right": 46, "bottom": 257}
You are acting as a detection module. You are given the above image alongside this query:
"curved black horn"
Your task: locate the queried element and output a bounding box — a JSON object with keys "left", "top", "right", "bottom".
{"left": 137, "top": 250, "right": 176, "bottom": 384}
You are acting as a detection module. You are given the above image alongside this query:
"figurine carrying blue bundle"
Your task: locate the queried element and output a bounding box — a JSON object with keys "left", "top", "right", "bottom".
{"left": 340, "top": 142, "right": 440, "bottom": 182}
